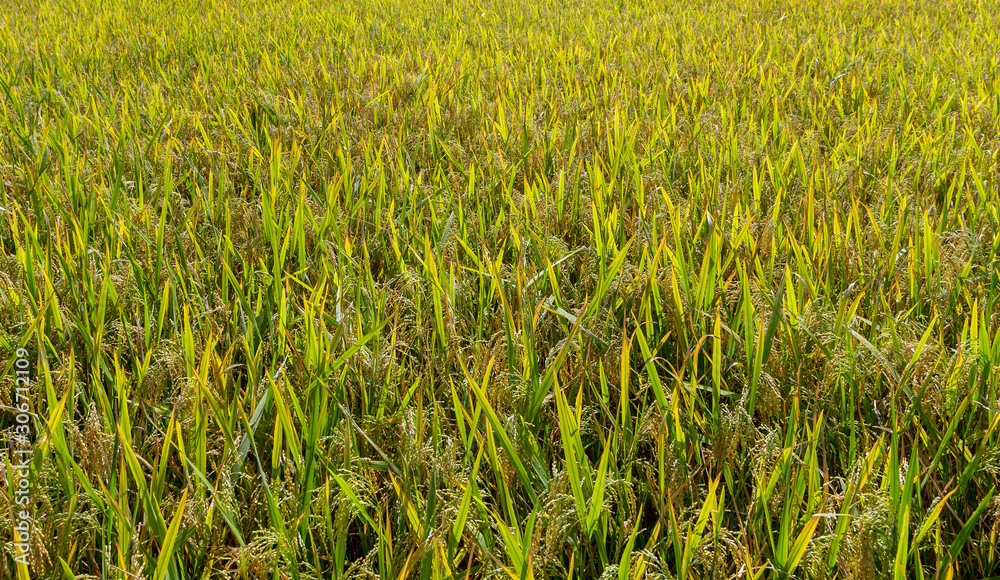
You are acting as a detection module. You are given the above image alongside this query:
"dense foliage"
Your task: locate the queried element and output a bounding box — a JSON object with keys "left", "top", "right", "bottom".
{"left": 2, "top": 0, "right": 1000, "bottom": 577}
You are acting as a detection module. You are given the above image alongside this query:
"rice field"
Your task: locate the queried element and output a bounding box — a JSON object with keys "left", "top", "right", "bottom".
{"left": 2, "top": 0, "right": 1000, "bottom": 577}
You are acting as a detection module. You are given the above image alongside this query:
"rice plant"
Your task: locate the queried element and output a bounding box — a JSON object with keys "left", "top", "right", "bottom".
{"left": 1, "top": 0, "right": 999, "bottom": 577}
